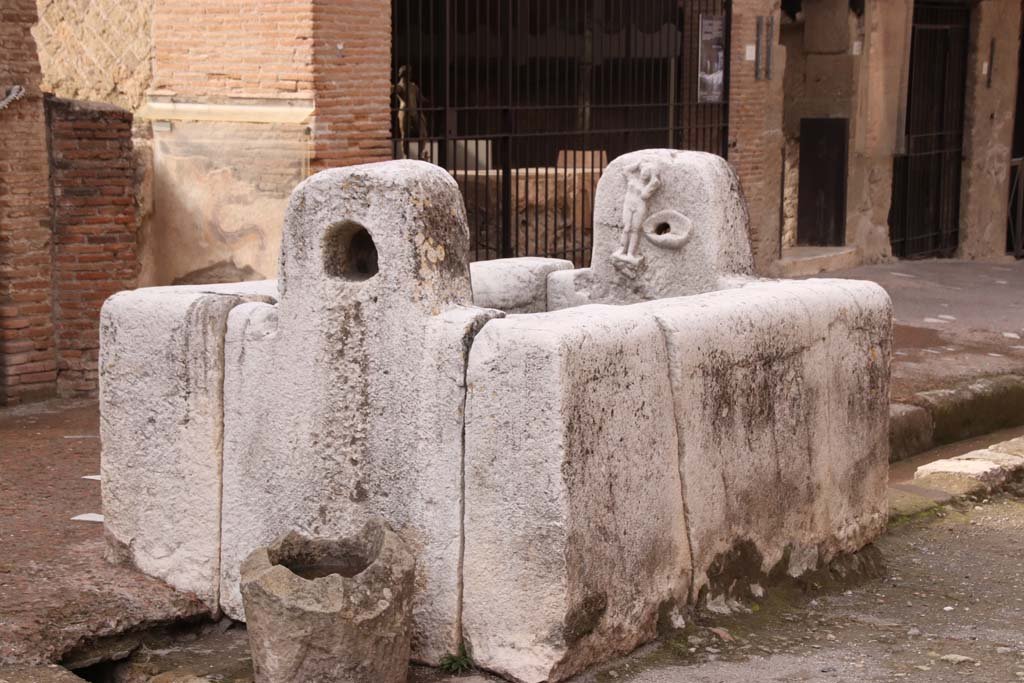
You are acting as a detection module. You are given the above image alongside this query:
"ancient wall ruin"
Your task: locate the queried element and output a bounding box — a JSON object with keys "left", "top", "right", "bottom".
{"left": 1, "top": 1, "right": 56, "bottom": 405}
{"left": 32, "top": 0, "right": 153, "bottom": 111}
{"left": 0, "top": 1, "right": 138, "bottom": 406}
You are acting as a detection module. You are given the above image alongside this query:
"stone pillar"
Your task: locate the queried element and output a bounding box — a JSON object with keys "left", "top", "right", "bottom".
{"left": 958, "top": 0, "right": 1022, "bottom": 259}
{"left": 219, "top": 161, "right": 500, "bottom": 664}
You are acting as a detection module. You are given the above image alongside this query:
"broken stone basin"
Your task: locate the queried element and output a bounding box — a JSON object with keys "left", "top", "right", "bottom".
{"left": 239, "top": 518, "right": 415, "bottom": 683}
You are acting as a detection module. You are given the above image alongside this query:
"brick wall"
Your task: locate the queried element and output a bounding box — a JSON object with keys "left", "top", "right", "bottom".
{"left": 311, "top": 0, "right": 393, "bottom": 170}
{"left": 46, "top": 98, "right": 139, "bottom": 398}
{"left": 728, "top": 0, "right": 786, "bottom": 272}
{"left": 151, "top": 0, "right": 314, "bottom": 100}
{"left": 1, "top": 0, "right": 56, "bottom": 406}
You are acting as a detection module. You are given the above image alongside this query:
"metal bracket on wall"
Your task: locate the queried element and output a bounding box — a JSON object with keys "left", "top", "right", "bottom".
{"left": 0, "top": 85, "right": 25, "bottom": 112}
{"left": 755, "top": 16, "right": 763, "bottom": 80}
{"left": 987, "top": 38, "right": 995, "bottom": 88}
{"left": 754, "top": 16, "right": 774, "bottom": 80}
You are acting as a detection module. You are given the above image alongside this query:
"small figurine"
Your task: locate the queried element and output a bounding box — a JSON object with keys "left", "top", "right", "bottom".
{"left": 611, "top": 160, "right": 662, "bottom": 277}
{"left": 393, "top": 65, "right": 431, "bottom": 161}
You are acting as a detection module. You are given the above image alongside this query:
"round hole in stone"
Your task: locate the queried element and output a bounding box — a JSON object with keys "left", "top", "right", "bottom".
{"left": 323, "top": 220, "right": 379, "bottom": 281}
{"left": 655, "top": 222, "right": 672, "bottom": 235}
{"left": 271, "top": 530, "right": 384, "bottom": 581}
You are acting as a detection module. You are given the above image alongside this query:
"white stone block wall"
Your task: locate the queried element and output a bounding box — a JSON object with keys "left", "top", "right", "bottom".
{"left": 98, "top": 153, "right": 894, "bottom": 683}
{"left": 99, "top": 281, "right": 277, "bottom": 609}
{"left": 462, "top": 279, "right": 891, "bottom": 682}
{"left": 463, "top": 305, "right": 691, "bottom": 683}
{"left": 644, "top": 279, "right": 891, "bottom": 601}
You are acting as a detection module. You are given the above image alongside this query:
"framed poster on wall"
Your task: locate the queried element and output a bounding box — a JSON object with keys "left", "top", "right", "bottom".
{"left": 698, "top": 15, "right": 726, "bottom": 104}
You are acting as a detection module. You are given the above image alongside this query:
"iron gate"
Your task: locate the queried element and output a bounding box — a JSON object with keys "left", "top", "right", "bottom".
{"left": 392, "top": 0, "right": 730, "bottom": 266}
{"left": 889, "top": 0, "right": 970, "bottom": 259}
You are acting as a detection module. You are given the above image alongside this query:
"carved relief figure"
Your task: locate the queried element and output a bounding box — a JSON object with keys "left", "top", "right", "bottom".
{"left": 612, "top": 160, "right": 662, "bottom": 277}
{"left": 393, "top": 65, "right": 431, "bottom": 161}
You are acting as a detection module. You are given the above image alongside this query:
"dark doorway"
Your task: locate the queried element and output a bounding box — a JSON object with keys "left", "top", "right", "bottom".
{"left": 889, "top": 0, "right": 970, "bottom": 258}
{"left": 391, "top": 0, "right": 731, "bottom": 266}
{"left": 797, "top": 117, "right": 848, "bottom": 246}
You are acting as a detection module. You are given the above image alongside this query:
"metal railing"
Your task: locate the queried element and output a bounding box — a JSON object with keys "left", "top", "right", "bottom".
{"left": 390, "top": 0, "right": 730, "bottom": 267}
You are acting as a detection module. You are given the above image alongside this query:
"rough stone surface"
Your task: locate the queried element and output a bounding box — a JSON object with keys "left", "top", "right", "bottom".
{"left": 909, "top": 375, "right": 1024, "bottom": 446}
{"left": 915, "top": 447, "right": 1024, "bottom": 490}
{"left": 889, "top": 402, "right": 934, "bottom": 462}
{"left": 463, "top": 305, "right": 692, "bottom": 683}
{"left": 0, "top": 666, "right": 84, "bottom": 682}
{"left": 33, "top": 0, "right": 154, "bottom": 111}
{"left": 240, "top": 519, "right": 415, "bottom": 683}
{"left": 643, "top": 278, "right": 892, "bottom": 601}
{"left": 992, "top": 436, "right": 1024, "bottom": 458}
{"left": 100, "top": 281, "right": 277, "bottom": 609}
{"left": 219, "top": 161, "right": 500, "bottom": 664}
{"left": 469, "top": 257, "right": 573, "bottom": 313}
{"left": 547, "top": 150, "right": 753, "bottom": 309}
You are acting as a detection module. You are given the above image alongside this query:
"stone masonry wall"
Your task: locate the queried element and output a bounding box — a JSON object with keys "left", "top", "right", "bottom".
{"left": 46, "top": 98, "right": 139, "bottom": 398}
{"left": 1, "top": 0, "right": 56, "bottom": 406}
{"left": 32, "top": 0, "right": 154, "bottom": 111}
{"left": 729, "top": 0, "right": 787, "bottom": 272}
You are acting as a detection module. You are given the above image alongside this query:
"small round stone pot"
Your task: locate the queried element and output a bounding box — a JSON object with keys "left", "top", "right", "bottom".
{"left": 239, "top": 517, "right": 416, "bottom": 683}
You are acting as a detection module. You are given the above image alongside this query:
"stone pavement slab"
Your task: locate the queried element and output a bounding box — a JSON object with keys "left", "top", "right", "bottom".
{"left": 0, "top": 401, "right": 209, "bottom": 666}
{"left": 830, "top": 260, "right": 1024, "bottom": 400}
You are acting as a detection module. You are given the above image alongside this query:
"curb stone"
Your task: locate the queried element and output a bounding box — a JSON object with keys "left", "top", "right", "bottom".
{"left": 889, "top": 373, "right": 1024, "bottom": 462}
{"left": 888, "top": 436, "right": 1024, "bottom": 521}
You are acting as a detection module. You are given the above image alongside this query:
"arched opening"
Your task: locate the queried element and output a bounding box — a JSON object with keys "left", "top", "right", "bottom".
{"left": 323, "top": 221, "right": 379, "bottom": 281}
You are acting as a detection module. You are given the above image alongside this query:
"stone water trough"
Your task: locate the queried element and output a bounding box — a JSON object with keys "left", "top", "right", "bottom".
{"left": 99, "top": 150, "right": 892, "bottom": 683}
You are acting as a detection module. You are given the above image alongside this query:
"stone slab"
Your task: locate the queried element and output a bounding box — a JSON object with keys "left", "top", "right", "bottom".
{"left": 99, "top": 281, "right": 277, "bottom": 609}
{"left": 463, "top": 305, "right": 690, "bottom": 683}
{"left": 470, "top": 257, "right": 573, "bottom": 313}
{"left": 643, "top": 278, "right": 892, "bottom": 601}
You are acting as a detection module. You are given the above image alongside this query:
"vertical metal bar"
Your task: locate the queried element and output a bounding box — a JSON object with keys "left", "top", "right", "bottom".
{"left": 722, "top": 0, "right": 731, "bottom": 157}
{"left": 501, "top": 0, "right": 513, "bottom": 258}
{"left": 755, "top": 15, "right": 763, "bottom": 81}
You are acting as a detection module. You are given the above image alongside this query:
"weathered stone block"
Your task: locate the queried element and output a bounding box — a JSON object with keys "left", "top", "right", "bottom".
{"left": 889, "top": 402, "right": 934, "bottom": 462}
{"left": 643, "top": 278, "right": 891, "bottom": 601}
{"left": 218, "top": 161, "right": 501, "bottom": 664}
{"left": 547, "top": 150, "right": 753, "bottom": 308}
{"left": 470, "top": 257, "right": 574, "bottom": 313}
{"left": 463, "top": 305, "right": 690, "bottom": 683}
{"left": 241, "top": 519, "right": 415, "bottom": 683}
{"left": 99, "top": 281, "right": 277, "bottom": 608}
